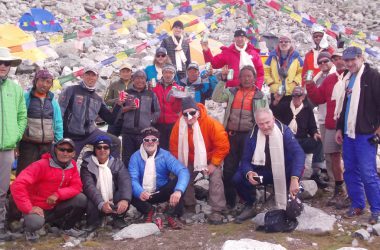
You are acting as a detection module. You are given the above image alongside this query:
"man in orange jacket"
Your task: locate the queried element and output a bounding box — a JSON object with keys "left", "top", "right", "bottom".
{"left": 170, "top": 97, "right": 230, "bottom": 225}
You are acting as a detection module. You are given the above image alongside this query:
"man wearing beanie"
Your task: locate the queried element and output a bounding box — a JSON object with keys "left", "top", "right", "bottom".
{"left": 161, "top": 20, "right": 191, "bottom": 80}
{"left": 11, "top": 138, "right": 87, "bottom": 242}
{"left": 59, "top": 66, "right": 122, "bottom": 160}
{"left": 81, "top": 135, "right": 131, "bottom": 231}
{"left": 201, "top": 28, "right": 264, "bottom": 88}
{"left": 129, "top": 127, "right": 189, "bottom": 229}
{"left": 170, "top": 97, "right": 230, "bottom": 225}
{"left": 17, "top": 69, "right": 63, "bottom": 175}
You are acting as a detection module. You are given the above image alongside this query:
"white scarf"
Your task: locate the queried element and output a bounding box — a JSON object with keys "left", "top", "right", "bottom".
{"left": 235, "top": 42, "right": 254, "bottom": 70}
{"left": 289, "top": 101, "right": 304, "bottom": 134}
{"left": 178, "top": 116, "right": 208, "bottom": 171}
{"left": 332, "top": 64, "right": 365, "bottom": 139}
{"left": 155, "top": 64, "right": 163, "bottom": 80}
{"left": 92, "top": 155, "right": 113, "bottom": 203}
{"left": 252, "top": 125, "right": 287, "bottom": 209}
{"left": 171, "top": 34, "right": 187, "bottom": 71}
{"left": 140, "top": 144, "right": 157, "bottom": 193}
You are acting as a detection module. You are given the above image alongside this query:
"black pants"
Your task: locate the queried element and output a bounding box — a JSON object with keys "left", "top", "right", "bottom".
{"left": 131, "top": 178, "right": 184, "bottom": 217}
{"left": 86, "top": 191, "right": 126, "bottom": 226}
{"left": 155, "top": 123, "right": 174, "bottom": 150}
{"left": 297, "top": 137, "right": 324, "bottom": 167}
{"left": 23, "top": 194, "right": 87, "bottom": 232}
{"left": 122, "top": 133, "right": 142, "bottom": 168}
{"left": 17, "top": 141, "right": 51, "bottom": 176}
{"left": 223, "top": 131, "right": 249, "bottom": 207}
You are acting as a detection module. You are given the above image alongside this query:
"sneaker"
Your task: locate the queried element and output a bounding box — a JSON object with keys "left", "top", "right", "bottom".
{"left": 144, "top": 207, "right": 155, "bottom": 223}
{"left": 235, "top": 205, "right": 257, "bottom": 224}
{"left": 0, "top": 228, "right": 12, "bottom": 242}
{"left": 344, "top": 207, "right": 364, "bottom": 218}
{"left": 335, "top": 197, "right": 351, "bottom": 210}
{"left": 208, "top": 212, "right": 224, "bottom": 225}
{"left": 368, "top": 213, "right": 379, "bottom": 225}
{"left": 327, "top": 185, "right": 348, "bottom": 207}
{"left": 25, "top": 231, "right": 39, "bottom": 242}
{"left": 167, "top": 216, "right": 182, "bottom": 230}
{"left": 310, "top": 174, "right": 328, "bottom": 189}
{"left": 62, "top": 228, "right": 87, "bottom": 238}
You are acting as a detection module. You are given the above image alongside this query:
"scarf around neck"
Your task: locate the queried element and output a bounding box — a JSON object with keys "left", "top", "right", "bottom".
{"left": 235, "top": 42, "right": 254, "bottom": 70}
{"left": 289, "top": 101, "right": 304, "bottom": 134}
{"left": 140, "top": 144, "right": 157, "bottom": 193}
{"left": 171, "top": 34, "right": 187, "bottom": 71}
{"left": 92, "top": 155, "right": 113, "bottom": 203}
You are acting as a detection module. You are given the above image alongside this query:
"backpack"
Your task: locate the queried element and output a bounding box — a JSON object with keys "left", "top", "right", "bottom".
{"left": 262, "top": 209, "right": 298, "bottom": 233}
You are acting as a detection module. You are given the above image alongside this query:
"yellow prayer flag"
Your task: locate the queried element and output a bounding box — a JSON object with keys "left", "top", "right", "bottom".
{"left": 105, "top": 13, "right": 113, "bottom": 19}
{"left": 123, "top": 18, "right": 137, "bottom": 28}
{"left": 42, "top": 20, "right": 47, "bottom": 25}
{"left": 167, "top": 3, "right": 174, "bottom": 10}
{"left": 51, "top": 79, "right": 62, "bottom": 92}
{"left": 356, "top": 32, "right": 366, "bottom": 39}
{"left": 115, "top": 52, "right": 128, "bottom": 60}
{"left": 325, "top": 21, "right": 332, "bottom": 29}
{"left": 290, "top": 12, "right": 302, "bottom": 23}
{"left": 193, "top": 3, "right": 206, "bottom": 10}
{"left": 49, "top": 34, "right": 64, "bottom": 45}
{"left": 210, "top": 23, "right": 217, "bottom": 30}
{"left": 214, "top": 8, "right": 223, "bottom": 15}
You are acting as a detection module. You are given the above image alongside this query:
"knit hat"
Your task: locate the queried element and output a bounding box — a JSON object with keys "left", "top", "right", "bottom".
{"left": 93, "top": 135, "right": 112, "bottom": 147}
{"left": 317, "top": 52, "right": 331, "bottom": 62}
{"left": 132, "top": 69, "right": 147, "bottom": 80}
{"left": 33, "top": 69, "right": 53, "bottom": 88}
{"left": 279, "top": 33, "right": 292, "bottom": 42}
{"left": 172, "top": 20, "right": 184, "bottom": 29}
{"left": 187, "top": 62, "right": 199, "bottom": 71}
{"left": 141, "top": 127, "right": 160, "bottom": 139}
{"left": 292, "top": 86, "right": 304, "bottom": 97}
{"left": 182, "top": 96, "right": 199, "bottom": 111}
{"left": 162, "top": 64, "right": 176, "bottom": 73}
{"left": 234, "top": 29, "right": 247, "bottom": 37}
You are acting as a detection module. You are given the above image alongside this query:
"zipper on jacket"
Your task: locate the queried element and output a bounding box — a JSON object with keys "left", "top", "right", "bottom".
{"left": 0, "top": 85, "right": 3, "bottom": 147}
{"left": 39, "top": 97, "right": 45, "bottom": 143}
{"left": 84, "top": 95, "right": 90, "bottom": 134}
{"left": 59, "top": 169, "right": 65, "bottom": 188}
{"left": 237, "top": 91, "right": 249, "bottom": 131}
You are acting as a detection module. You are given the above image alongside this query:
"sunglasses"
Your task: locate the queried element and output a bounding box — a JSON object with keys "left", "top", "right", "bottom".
{"left": 156, "top": 54, "right": 166, "bottom": 58}
{"left": 56, "top": 147, "right": 74, "bottom": 153}
{"left": 183, "top": 111, "right": 197, "bottom": 117}
{"left": 279, "top": 41, "right": 290, "bottom": 44}
{"left": 313, "top": 34, "right": 324, "bottom": 39}
{"left": 317, "top": 59, "right": 330, "bottom": 65}
{"left": 292, "top": 94, "right": 303, "bottom": 98}
{"left": 143, "top": 138, "right": 159, "bottom": 143}
{"left": 95, "top": 145, "right": 110, "bottom": 150}
{"left": 0, "top": 61, "right": 11, "bottom": 67}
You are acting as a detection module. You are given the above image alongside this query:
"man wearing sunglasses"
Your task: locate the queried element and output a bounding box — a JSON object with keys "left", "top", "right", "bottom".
{"left": 302, "top": 25, "right": 334, "bottom": 85}
{"left": 0, "top": 47, "right": 26, "bottom": 241}
{"left": 170, "top": 97, "right": 230, "bottom": 225}
{"left": 81, "top": 136, "right": 131, "bottom": 231}
{"left": 11, "top": 138, "right": 87, "bottom": 242}
{"left": 129, "top": 127, "right": 189, "bottom": 229}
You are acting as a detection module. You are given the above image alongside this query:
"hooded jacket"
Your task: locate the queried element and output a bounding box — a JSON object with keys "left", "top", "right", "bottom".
{"left": 0, "top": 78, "right": 27, "bottom": 150}
{"left": 10, "top": 152, "right": 82, "bottom": 214}
{"left": 152, "top": 81, "right": 182, "bottom": 124}
{"left": 170, "top": 103, "right": 230, "bottom": 166}
{"left": 203, "top": 43, "right": 264, "bottom": 88}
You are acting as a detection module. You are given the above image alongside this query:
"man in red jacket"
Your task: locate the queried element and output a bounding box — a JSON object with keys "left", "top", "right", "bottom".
{"left": 11, "top": 138, "right": 87, "bottom": 242}
{"left": 201, "top": 29, "right": 264, "bottom": 88}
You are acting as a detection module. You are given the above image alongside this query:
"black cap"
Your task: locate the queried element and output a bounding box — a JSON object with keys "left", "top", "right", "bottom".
{"left": 172, "top": 20, "right": 184, "bottom": 29}
{"left": 182, "top": 97, "right": 199, "bottom": 111}
{"left": 234, "top": 29, "right": 247, "bottom": 37}
{"left": 54, "top": 138, "right": 75, "bottom": 148}
{"left": 141, "top": 127, "right": 160, "bottom": 139}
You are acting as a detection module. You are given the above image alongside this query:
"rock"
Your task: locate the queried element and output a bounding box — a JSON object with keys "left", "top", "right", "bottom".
{"left": 372, "top": 223, "right": 380, "bottom": 236}
{"left": 112, "top": 223, "right": 160, "bottom": 240}
{"left": 252, "top": 212, "right": 266, "bottom": 227}
{"left": 337, "top": 247, "right": 368, "bottom": 250}
{"left": 296, "top": 205, "right": 336, "bottom": 234}
{"left": 300, "top": 180, "right": 318, "bottom": 199}
{"left": 222, "top": 239, "right": 286, "bottom": 250}
{"left": 352, "top": 229, "right": 370, "bottom": 241}
{"left": 56, "top": 1, "right": 86, "bottom": 17}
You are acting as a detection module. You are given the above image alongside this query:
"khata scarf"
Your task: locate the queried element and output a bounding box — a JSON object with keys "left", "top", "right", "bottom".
{"left": 178, "top": 116, "right": 208, "bottom": 171}
{"left": 171, "top": 34, "right": 187, "bottom": 71}
{"left": 92, "top": 155, "right": 113, "bottom": 203}
{"left": 235, "top": 42, "right": 254, "bottom": 70}
{"left": 289, "top": 101, "right": 304, "bottom": 134}
{"left": 140, "top": 144, "right": 157, "bottom": 193}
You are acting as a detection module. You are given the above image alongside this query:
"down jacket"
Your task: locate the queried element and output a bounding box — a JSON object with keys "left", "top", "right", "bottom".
{"left": 152, "top": 81, "right": 182, "bottom": 125}
{"left": 203, "top": 43, "right": 264, "bottom": 88}
{"left": 80, "top": 154, "right": 132, "bottom": 210}
{"left": 128, "top": 148, "right": 190, "bottom": 198}
{"left": 10, "top": 152, "right": 82, "bottom": 214}
{"left": 170, "top": 103, "right": 230, "bottom": 166}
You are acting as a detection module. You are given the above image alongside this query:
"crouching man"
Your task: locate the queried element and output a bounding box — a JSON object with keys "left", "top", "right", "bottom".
{"left": 233, "top": 108, "right": 305, "bottom": 223}
{"left": 10, "top": 139, "right": 87, "bottom": 242}
{"left": 129, "top": 127, "right": 190, "bottom": 229}
{"left": 80, "top": 136, "right": 132, "bottom": 231}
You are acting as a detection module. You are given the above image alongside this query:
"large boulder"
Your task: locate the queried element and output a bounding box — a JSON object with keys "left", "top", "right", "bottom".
{"left": 296, "top": 205, "right": 336, "bottom": 234}
{"left": 222, "top": 239, "right": 286, "bottom": 250}
{"left": 112, "top": 223, "right": 160, "bottom": 240}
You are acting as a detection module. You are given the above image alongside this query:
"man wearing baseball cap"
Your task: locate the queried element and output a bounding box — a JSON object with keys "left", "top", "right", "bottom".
{"left": 201, "top": 28, "right": 264, "bottom": 88}
{"left": 58, "top": 66, "right": 122, "bottom": 160}
{"left": 334, "top": 46, "right": 380, "bottom": 224}
{"left": 0, "top": 47, "right": 26, "bottom": 241}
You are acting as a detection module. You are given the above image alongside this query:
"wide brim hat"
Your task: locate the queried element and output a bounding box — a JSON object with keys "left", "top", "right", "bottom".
{"left": 0, "top": 47, "right": 22, "bottom": 67}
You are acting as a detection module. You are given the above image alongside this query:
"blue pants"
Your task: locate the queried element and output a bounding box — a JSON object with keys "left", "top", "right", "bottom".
{"left": 343, "top": 134, "right": 380, "bottom": 213}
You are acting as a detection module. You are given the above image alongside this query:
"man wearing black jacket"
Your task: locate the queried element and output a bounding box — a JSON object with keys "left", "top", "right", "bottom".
{"left": 334, "top": 47, "right": 380, "bottom": 224}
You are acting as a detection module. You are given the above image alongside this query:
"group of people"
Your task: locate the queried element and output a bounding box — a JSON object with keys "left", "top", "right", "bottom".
{"left": 0, "top": 19, "right": 379, "bottom": 243}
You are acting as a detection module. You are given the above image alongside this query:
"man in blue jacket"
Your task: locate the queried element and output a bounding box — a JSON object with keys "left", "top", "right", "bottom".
{"left": 233, "top": 108, "right": 305, "bottom": 223}
{"left": 128, "top": 127, "right": 189, "bottom": 229}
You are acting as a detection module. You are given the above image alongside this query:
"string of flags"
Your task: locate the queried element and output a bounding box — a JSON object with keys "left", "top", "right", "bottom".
{"left": 262, "top": 0, "right": 380, "bottom": 60}
{"left": 52, "top": 5, "right": 238, "bottom": 89}
{"left": 10, "top": 0, "right": 228, "bottom": 53}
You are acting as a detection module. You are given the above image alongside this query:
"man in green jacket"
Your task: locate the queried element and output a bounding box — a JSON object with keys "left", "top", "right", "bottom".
{"left": 0, "top": 47, "right": 27, "bottom": 241}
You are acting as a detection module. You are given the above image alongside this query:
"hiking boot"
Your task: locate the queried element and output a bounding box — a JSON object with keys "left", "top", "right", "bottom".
{"left": 62, "top": 228, "right": 87, "bottom": 238}
{"left": 235, "top": 205, "right": 257, "bottom": 224}
{"left": 368, "top": 213, "right": 379, "bottom": 225}
{"left": 144, "top": 207, "right": 155, "bottom": 223}
{"left": 208, "top": 211, "right": 224, "bottom": 225}
{"left": 310, "top": 174, "right": 328, "bottom": 189}
{"left": 343, "top": 207, "right": 364, "bottom": 219}
{"left": 335, "top": 196, "right": 351, "bottom": 210}
{"left": 167, "top": 216, "right": 182, "bottom": 230}
{"left": 327, "top": 185, "right": 347, "bottom": 207}
{"left": 25, "top": 231, "right": 39, "bottom": 243}
{"left": 111, "top": 217, "right": 127, "bottom": 229}
{"left": 0, "top": 228, "right": 12, "bottom": 242}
